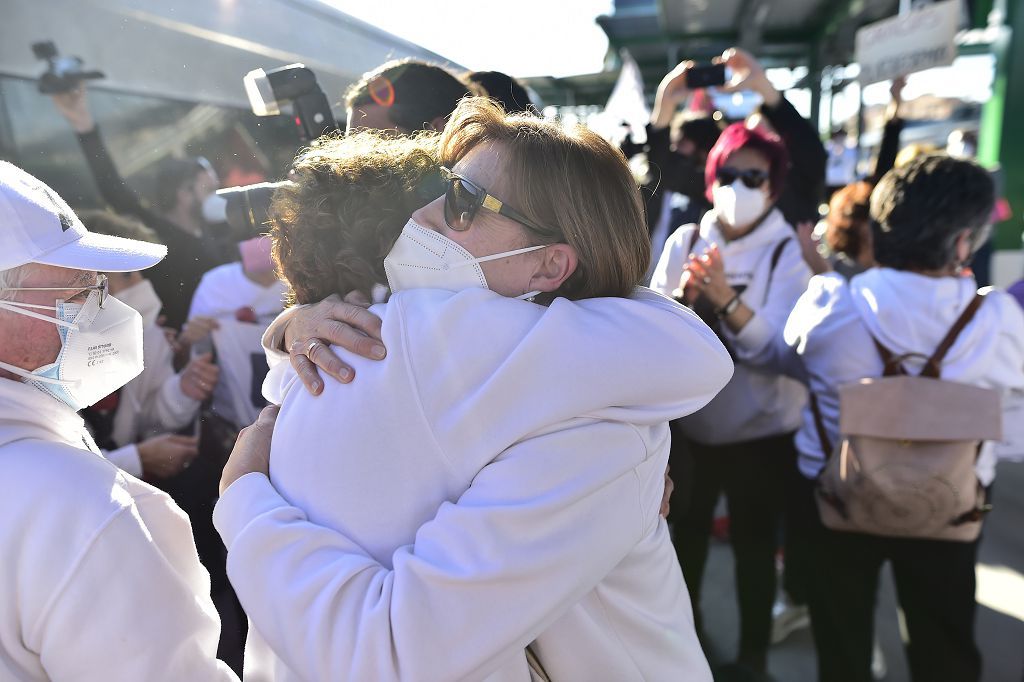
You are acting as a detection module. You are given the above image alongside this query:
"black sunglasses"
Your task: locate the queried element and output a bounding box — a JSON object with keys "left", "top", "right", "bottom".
{"left": 439, "top": 166, "right": 555, "bottom": 236}
{"left": 716, "top": 166, "right": 769, "bottom": 190}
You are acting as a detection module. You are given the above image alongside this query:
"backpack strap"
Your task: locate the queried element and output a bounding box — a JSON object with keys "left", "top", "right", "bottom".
{"left": 872, "top": 338, "right": 908, "bottom": 377}
{"left": 761, "top": 237, "right": 792, "bottom": 305}
{"left": 687, "top": 228, "right": 700, "bottom": 255}
{"left": 920, "top": 290, "right": 988, "bottom": 379}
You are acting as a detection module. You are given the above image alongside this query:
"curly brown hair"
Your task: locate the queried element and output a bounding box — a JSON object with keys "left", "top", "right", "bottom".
{"left": 825, "top": 181, "right": 873, "bottom": 258}
{"left": 269, "top": 131, "right": 442, "bottom": 305}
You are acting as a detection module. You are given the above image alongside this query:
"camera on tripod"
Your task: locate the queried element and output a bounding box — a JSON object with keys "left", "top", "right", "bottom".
{"left": 31, "top": 41, "right": 104, "bottom": 94}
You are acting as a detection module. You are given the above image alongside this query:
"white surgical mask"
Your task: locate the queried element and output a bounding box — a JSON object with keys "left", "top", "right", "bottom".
{"left": 384, "top": 219, "right": 546, "bottom": 300}
{"left": 0, "top": 291, "right": 144, "bottom": 411}
{"left": 113, "top": 278, "right": 163, "bottom": 328}
{"left": 713, "top": 182, "right": 768, "bottom": 231}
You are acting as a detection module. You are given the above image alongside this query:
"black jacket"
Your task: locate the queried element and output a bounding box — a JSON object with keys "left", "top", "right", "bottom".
{"left": 75, "top": 128, "right": 229, "bottom": 329}
{"left": 759, "top": 96, "right": 827, "bottom": 227}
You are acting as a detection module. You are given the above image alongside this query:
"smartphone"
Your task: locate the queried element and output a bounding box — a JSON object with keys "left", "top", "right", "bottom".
{"left": 686, "top": 64, "right": 726, "bottom": 89}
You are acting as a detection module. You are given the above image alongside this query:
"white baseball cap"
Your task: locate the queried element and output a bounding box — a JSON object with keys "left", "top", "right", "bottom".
{"left": 0, "top": 161, "right": 166, "bottom": 272}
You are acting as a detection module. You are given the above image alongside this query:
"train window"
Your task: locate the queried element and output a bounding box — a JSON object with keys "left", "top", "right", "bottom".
{"left": 0, "top": 75, "right": 302, "bottom": 211}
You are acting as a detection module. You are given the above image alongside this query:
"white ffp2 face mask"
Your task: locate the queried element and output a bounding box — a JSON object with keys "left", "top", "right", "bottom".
{"left": 0, "top": 291, "right": 145, "bottom": 411}
{"left": 383, "top": 219, "right": 546, "bottom": 300}
{"left": 713, "top": 182, "right": 768, "bottom": 231}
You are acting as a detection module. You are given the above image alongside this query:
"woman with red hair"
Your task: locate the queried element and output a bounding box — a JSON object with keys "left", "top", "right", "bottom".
{"left": 651, "top": 122, "right": 813, "bottom": 674}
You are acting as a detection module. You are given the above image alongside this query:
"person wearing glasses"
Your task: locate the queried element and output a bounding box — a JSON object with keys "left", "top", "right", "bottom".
{"left": 649, "top": 122, "right": 813, "bottom": 674}
{"left": 0, "top": 163, "right": 237, "bottom": 680}
{"left": 73, "top": 209, "right": 218, "bottom": 481}
{"left": 212, "top": 99, "right": 734, "bottom": 681}
{"left": 51, "top": 86, "right": 229, "bottom": 330}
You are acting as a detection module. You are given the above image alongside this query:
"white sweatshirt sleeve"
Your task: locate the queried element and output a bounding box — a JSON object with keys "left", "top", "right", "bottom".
{"left": 215, "top": 420, "right": 653, "bottom": 682}
{"left": 649, "top": 225, "right": 696, "bottom": 297}
{"left": 32, "top": 498, "right": 237, "bottom": 681}
{"left": 260, "top": 305, "right": 306, "bottom": 367}
{"left": 102, "top": 444, "right": 143, "bottom": 479}
{"left": 728, "top": 239, "right": 812, "bottom": 374}
{"left": 134, "top": 331, "right": 200, "bottom": 435}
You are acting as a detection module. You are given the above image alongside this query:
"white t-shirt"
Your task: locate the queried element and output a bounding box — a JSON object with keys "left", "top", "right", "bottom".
{"left": 188, "top": 263, "right": 287, "bottom": 428}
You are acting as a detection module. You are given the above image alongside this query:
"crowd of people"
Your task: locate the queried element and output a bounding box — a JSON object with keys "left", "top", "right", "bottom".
{"left": 0, "top": 43, "right": 1021, "bottom": 682}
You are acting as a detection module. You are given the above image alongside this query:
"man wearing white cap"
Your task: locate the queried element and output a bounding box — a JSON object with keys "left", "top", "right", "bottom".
{"left": 0, "top": 162, "right": 237, "bottom": 681}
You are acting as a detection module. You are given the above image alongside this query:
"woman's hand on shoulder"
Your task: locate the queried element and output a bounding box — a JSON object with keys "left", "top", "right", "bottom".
{"left": 284, "top": 292, "right": 387, "bottom": 395}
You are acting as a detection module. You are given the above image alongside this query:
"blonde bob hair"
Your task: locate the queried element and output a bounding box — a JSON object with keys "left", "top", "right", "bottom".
{"left": 439, "top": 98, "right": 650, "bottom": 300}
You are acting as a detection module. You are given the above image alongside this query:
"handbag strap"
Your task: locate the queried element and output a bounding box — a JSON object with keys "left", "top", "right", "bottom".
{"left": 809, "top": 392, "right": 833, "bottom": 458}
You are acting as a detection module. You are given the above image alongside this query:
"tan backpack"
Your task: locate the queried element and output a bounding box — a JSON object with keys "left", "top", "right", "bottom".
{"left": 810, "top": 291, "right": 1002, "bottom": 542}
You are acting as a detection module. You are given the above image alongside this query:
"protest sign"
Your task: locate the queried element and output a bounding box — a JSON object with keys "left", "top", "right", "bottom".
{"left": 856, "top": 0, "right": 960, "bottom": 85}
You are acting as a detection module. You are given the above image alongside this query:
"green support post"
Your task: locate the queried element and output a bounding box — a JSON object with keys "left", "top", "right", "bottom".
{"left": 978, "top": 1, "right": 1023, "bottom": 251}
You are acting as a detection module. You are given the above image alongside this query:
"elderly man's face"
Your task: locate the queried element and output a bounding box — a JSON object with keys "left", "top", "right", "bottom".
{"left": 0, "top": 264, "right": 97, "bottom": 379}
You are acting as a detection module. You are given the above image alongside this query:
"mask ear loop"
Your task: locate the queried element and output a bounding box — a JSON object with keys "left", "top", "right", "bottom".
{"left": 0, "top": 301, "right": 79, "bottom": 329}
{"left": 0, "top": 358, "right": 79, "bottom": 386}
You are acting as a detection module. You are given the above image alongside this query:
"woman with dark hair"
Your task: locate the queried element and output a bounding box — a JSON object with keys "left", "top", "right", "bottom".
{"left": 783, "top": 155, "right": 1024, "bottom": 681}
{"left": 650, "top": 122, "right": 813, "bottom": 674}
{"left": 51, "top": 87, "right": 227, "bottom": 329}
{"left": 213, "top": 100, "right": 733, "bottom": 681}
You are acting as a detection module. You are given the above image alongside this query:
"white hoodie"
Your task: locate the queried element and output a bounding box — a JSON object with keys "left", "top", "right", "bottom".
{"left": 0, "top": 378, "right": 237, "bottom": 681}
{"left": 213, "top": 287, "right": 733, "bottom": 682}
{"left": 651, "top": 208, "right": 812, "bottom": 444}
{"left": 783, "top": 268, "right": 1024, "bottom": 482}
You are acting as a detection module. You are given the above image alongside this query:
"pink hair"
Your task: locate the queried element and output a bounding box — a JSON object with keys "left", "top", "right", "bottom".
{"left": 704, "top": 123, "right": 789, "bottom": 203}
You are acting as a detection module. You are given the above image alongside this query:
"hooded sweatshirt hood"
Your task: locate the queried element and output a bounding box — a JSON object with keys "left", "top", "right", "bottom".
{"left": 848, "top": 268, "right": 1002, "bottom": 373}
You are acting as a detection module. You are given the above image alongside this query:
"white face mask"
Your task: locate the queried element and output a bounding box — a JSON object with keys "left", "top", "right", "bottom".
{"left": 113, "top": 278, "right": 162, "bottom": 328}
{"left": 713, "top": 182, "right": 768, "bottom": 232}
{"left": 383, "top": 219, "right": 546, "bottom": 300}
{"left": 0, "top": 291, "right": 145, "bottom": 411}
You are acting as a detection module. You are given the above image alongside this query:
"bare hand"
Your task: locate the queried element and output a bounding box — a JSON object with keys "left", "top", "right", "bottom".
{"left": 283, "top": 292, "right": 386, "bottom": 395}
{"left": 660, "top": 465, "right": 674, "bottom": 518}
{"left": 684, "top": 244, "right": 733, "bottom": 308}
{"left": 220, "top": 405, "right": 280, "bottom": 494}
{"left": 717, "top": 47, "right": 780, "bottom": 107}
{"left": 651, "top": 61, "right": 693, "bottom": 128}
{"left": 797, "top": 221, "right": 831, "bottom": 275}
{"left": 179, "top": 316, "right": 220, "bottom": 348}
{"left": 179, "top": 352, "right": 220, "bottom": 401}
{"left": 50, "top": 84, "right": 95, "bottom": 134}
{"left": 890, "top": 76, "right": 907, "bottom": 106}
{"left": 137, "top": 434, "right": 199, "bottom": 480}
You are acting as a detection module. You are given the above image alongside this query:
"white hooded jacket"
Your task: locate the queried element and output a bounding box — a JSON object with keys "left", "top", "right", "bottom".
{"left": 783, "top": 268, "right": 1024, "bottom": 482}
{"left": 213, "top": 287, "right": 733, "bottom": 682}
{"left": 0, "top": 378, "right": 236, "bottom": 681}
{"left": 651, "top": 208, "right": 812, "bottom": 443}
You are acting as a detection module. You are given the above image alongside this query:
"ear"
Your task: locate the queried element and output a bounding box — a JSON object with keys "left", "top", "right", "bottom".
{"left": 529, "top": 243, "right": 578, "bottom": 293}
{"left": 955, "top": 229, "right": 973, "bottom": 265}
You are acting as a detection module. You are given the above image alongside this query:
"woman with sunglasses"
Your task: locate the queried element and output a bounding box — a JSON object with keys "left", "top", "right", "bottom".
{"left": 213, "top": 99, "right": 733, "bottom": 681}
{"left": 650, "top": 122, "right": 813, "bottom": 674}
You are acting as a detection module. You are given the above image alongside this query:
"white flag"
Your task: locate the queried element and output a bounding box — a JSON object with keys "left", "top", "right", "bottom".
{"left": 592, "top": 50, "right": 650, "bottom": 144}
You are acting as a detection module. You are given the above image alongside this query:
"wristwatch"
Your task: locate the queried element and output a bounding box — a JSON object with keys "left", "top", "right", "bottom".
{"left": 715, "top": 295, "right": 742, "bottom": 318}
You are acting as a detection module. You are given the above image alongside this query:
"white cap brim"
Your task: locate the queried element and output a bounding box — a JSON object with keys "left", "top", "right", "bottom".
{"left": 31, "top": 230, "right": 167, "bottom": 273}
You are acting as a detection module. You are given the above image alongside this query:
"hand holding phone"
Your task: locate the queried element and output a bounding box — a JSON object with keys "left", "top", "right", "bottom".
{"left": 685, "top": 64, "right": 726, "bottom": 89}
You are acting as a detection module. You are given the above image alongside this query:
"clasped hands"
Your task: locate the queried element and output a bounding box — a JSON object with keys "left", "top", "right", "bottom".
{"left": 675, "top": 243, "right": 735, "bottom": 310}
